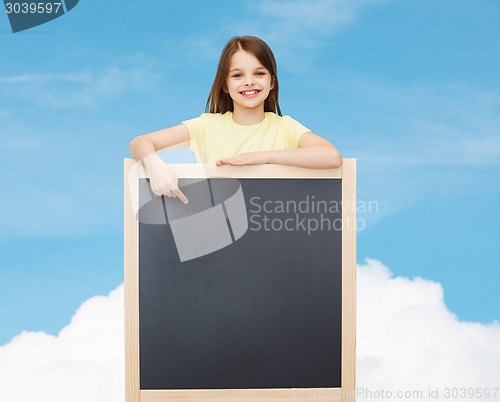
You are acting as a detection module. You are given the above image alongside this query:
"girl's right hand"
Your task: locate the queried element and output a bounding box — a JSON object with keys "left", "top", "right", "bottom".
{"left": 143, "top": 154, "right": 189, "bottom": 204}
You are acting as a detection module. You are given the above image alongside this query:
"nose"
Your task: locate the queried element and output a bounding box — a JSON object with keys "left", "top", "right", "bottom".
{"left": 244, "top": 75, "right": 254, "bottom": 86}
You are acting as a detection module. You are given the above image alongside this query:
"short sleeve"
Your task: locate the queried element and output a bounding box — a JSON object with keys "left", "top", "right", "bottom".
{"left": 181, "top": 115, "right": 206, "bottom": 154}
{"left": 283, "top": 116, "right": 311, "bottom": 149}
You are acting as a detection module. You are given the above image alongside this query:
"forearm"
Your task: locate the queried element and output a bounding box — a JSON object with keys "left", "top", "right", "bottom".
{"left": 129, "top": 136, "right": 157, "bottom": 161}
{"left": 129, "top": 124, "right": 190, "bottom": 161}
{"left": 128, "top": 137, "right": 161, "bottom": 176}
{"left": 264, "top": 146, "right": 342, "bottom": 168}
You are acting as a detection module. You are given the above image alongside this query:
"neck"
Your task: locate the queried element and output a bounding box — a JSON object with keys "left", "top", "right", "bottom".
{"left": 232, "top": 106, "right": 265, "bottom": 126}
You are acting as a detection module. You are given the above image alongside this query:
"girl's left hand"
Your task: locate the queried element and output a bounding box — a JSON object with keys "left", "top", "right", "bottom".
{"left": 216, "top": 152, "right": 268, "bottom": 166}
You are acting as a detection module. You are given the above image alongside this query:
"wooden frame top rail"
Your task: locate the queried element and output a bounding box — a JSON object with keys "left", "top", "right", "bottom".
{"left": 124, "top": 159, "right": 344, "bottom": 179}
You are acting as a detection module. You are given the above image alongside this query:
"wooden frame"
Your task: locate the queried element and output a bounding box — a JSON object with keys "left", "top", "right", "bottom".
{"left": 124, "top": 158, "right": 356, "bottom": 402}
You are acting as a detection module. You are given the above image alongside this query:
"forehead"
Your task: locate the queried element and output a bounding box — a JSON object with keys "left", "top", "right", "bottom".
{"left": 229, "top": 49, "right": 265, "bottom": 70}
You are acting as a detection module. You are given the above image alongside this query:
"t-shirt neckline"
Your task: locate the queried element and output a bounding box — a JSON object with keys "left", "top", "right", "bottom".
{"left": 228, "top": 112, "right": 269, "bottom": 129}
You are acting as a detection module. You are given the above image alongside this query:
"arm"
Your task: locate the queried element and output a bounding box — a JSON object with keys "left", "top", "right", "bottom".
{"left": 129, "top": 124, "right": 191, "bottom": 203}
{"left": 216, "top": 132, "right": 342, "bottom": 169}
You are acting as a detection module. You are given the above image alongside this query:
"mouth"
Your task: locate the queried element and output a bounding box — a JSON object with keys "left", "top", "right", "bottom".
{"left": 240, "top": 89, "right": 261, "bottom": 97}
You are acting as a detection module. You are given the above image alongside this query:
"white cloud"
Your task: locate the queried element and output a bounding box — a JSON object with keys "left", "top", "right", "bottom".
{"left": 182, "top": 0, "right": 389, "bottom": 70}
{"left": 0, "top": 64, "right": 157, "bottom": 109}
{"left": 311, "top": 79, "right": 500, "bottom": 227}
{"left": 357, "top": 259, "right": 500, "bottom": 401}
{"left": 1, "top": 260, "right": 499, "bottom": 402}
{"left": 348, "top": 82, "right": 500, "bottom": 168}
{"left": 0, "top": 286, "right": 124, "bottom": 402}
{"left": 256, "top": 0, "right": 387, "bottom": 33}
{"left": 251, "top": 0, "right": 388, "bottom": 71}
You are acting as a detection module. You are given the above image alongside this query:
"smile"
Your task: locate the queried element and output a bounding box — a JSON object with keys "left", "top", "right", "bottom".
{"left": 240, "top": 90, "right": 260, "bottom": 96}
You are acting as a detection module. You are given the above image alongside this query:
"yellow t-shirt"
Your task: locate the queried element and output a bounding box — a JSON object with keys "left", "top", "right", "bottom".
{"left": 181, "top": 111, "right": 310, "bottom": 163}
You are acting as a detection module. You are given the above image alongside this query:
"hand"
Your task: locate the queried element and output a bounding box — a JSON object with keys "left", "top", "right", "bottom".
{"left": 216, "top": 152, "right": 268, "bottom": 166}
{"left": 144, "top": 156, "right": 188, "bottom": 204}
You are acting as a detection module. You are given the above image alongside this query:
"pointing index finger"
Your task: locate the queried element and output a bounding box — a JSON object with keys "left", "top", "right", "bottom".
{"left": 172, "top": 187, "right": 189, "bottom": 204}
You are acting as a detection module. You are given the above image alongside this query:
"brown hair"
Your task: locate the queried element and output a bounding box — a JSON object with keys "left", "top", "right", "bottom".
{"left": 205, "top": 36, "right": 282, "bottom": 116}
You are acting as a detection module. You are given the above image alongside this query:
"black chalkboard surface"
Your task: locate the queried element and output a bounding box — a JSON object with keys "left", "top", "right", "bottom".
{"left": 138, "top": 178, "right": 342, "bottom": 390}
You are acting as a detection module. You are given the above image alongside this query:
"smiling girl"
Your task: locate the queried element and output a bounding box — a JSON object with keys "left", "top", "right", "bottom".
{"left": 129, "top": 36, "right": 341, "bottom": 203}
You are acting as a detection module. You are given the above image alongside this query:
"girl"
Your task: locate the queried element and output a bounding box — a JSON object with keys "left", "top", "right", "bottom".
{"left": 129, "top": 36, "right": 341, "bottom": 204}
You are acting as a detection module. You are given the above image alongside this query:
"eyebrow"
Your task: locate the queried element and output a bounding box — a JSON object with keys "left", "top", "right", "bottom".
{"left": 229, "top": 66, "right": 267, "bottom": 72}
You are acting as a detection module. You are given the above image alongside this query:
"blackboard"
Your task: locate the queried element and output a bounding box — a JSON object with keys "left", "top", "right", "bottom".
{"left": 124, "top": 161, "right": 356, "bottom": 402}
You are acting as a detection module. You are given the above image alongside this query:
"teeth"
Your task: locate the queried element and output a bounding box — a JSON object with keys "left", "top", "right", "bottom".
{"left": 242, "top": 90, "right": 258, "bottom": 95}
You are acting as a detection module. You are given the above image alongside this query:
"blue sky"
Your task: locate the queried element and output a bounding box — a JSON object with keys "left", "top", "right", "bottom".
{"left": 0, "top": 0, "right": 499, "bottom": 344}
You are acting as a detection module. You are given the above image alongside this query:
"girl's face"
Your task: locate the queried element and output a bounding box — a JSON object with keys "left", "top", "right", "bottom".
{"left": 225, "top": 50, "right": 274, "bottom": 113}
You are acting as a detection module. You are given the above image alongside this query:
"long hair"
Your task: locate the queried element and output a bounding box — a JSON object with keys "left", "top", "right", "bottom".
{"left": 205, "top": 36, "right": 282, "bottom": 116}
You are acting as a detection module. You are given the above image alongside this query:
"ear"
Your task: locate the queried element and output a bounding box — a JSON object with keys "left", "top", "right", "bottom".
{"left": 222, "top": 82, "right": 229, "bottom": 93}
{"left": 270, "top": 76, "right": 275, "bottom": 90}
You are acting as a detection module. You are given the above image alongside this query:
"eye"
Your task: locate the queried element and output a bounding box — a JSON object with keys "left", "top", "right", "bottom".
{"left": 256, "top": 71, "right": 266, "bottom": 76}
{"left": 232, "top": 73, "right": 242, "bottom": 78}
